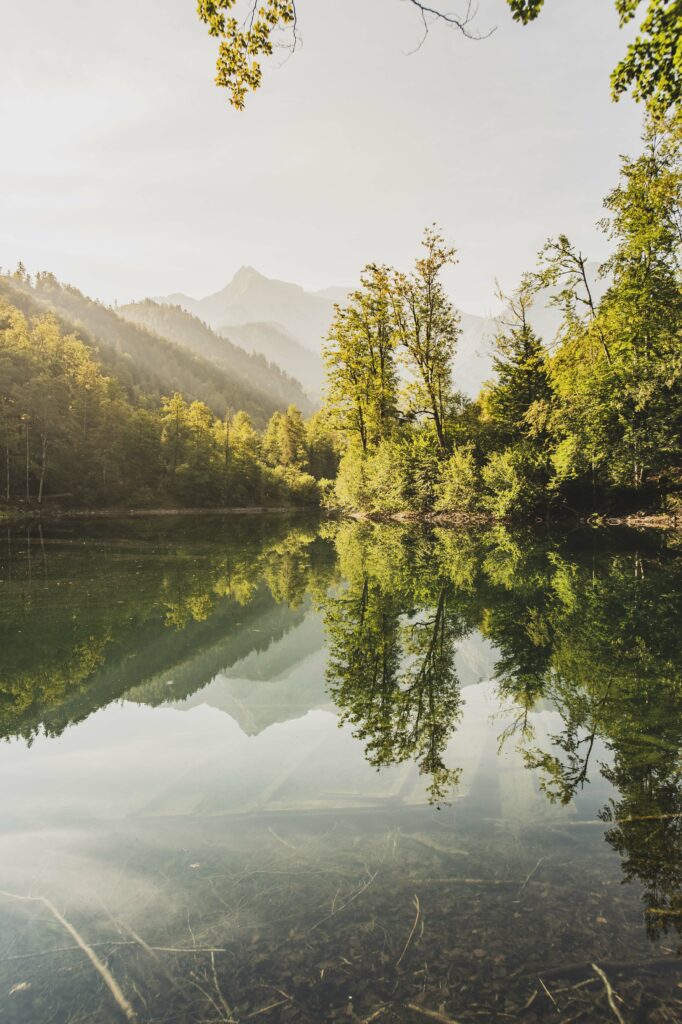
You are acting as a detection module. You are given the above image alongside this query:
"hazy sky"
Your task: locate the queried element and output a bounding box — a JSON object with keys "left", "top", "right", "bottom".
{"left": 1, "top": 0, "right": 643, "bottom": 315}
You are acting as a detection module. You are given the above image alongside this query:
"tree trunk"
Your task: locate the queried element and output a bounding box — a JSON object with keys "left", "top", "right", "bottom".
{"left": 430, "top": 393, "right": 446, "bottom": 451}
{"left": 25, "top": 423, "right": 30, "bottom": 499}
{"left": 37, "top": 430, "right": 48, "bottom": 505}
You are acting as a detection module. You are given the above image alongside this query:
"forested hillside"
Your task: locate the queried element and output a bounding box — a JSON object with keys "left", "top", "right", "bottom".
{"left": 217, "top": 321, "right": 324, "bottom": 397}
{"left": 0, "top": 288, "right": 337, "bottom": 512}
{"left": 0, "top": 274, "right": 306, "bottom": 425}
{"left": 118, "top": 299, "right": 312, "bottom": 413}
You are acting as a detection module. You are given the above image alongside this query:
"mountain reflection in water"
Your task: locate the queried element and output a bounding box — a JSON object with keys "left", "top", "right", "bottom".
{"left": 0, "top": 515, "right": 680, "bottom": 1023}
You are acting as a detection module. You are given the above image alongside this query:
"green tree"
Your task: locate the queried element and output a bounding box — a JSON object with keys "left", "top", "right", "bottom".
{"left": 225, "top": 409, "right": 263, "bottom": 503}
{"left": 305, "top": 408, "right": 339, "bottom": 480}
{"left": 597, "top": 114, "right": 682, "bottom": 491}
{"left": 547, "top": 116, "right": 681, "bottom": 498}
{"left": 392, "top": 227, "right": 460, "bottom": 451}
{"left": 483, "top": 276, "right": 553, "bottom": 447}
{"left": 280, "top": 404, "right": 308, "bottom": 468}
{"left": 434, "top": 444, "right": 480, "bottom": 514}
{"left": 324, "top": 264, "right": 399, "bottom": 453}
{"left": 508, "top": 0, "right": 682, "bottom": 115}
{"left": 160, "top": 392, "right": 190, "bottom": 480}
{"left": 261, "top": 410, "right": 285, "bottom": 467}
{"left": 481, "top": 447, "right": 545, "bottom": 518}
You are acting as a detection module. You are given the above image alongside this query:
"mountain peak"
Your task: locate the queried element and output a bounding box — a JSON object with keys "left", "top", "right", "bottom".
{"left": 231, "top": 265, "right": 265, "bottom": 286}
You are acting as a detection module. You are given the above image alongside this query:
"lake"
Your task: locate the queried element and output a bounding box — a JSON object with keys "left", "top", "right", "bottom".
{"left": 0, "top": 515, "right": 680, "bottom": 1023}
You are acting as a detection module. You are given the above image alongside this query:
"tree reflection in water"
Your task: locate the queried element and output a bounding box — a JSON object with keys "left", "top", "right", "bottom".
{"left": 317, "top": 522, "right": 682, "bottom": 938}
{"left": 1, "top": 516, "right": 681, "bottom": 941}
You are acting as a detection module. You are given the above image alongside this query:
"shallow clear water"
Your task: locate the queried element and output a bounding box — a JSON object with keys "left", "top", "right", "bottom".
{"left": 0, "top": 515, "right": 680, "bottom": 1023}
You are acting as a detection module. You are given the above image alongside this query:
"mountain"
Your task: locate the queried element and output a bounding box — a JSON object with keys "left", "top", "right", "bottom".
{"left": 162, "top": 266, "right": 338, "bottom": 353}
{"left": 454, "top": 310, "right": 496, "bottom": 397}
{"left": 0, "top": 275, "right": 308, "bottom": 426}
{"left": 217, "top": 321, "right": 324, "bottom": 397}
{"left": 158, "top": 266, "right": 497, "bottom": 397}
{"left": 314, "top": 285, "right": 351, "bottom": 303}
{"left": 156, "top": 262, "right": 606, "bottom": 401}
{"left": 168, "top": 611, "right": 333, "bottom": 735}
{"left": 118, "top": 299, "right": 313, "bottom": 414}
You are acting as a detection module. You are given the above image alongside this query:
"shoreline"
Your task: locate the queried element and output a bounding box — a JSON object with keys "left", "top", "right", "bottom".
{"left": 1, "top": 506, "right": 679, "bottom": 531}
{"left": 0, "top": 505, "right": 314, "bottom": 526}
{"left": 349, "top": 509, "right": 682, "bottom": 531}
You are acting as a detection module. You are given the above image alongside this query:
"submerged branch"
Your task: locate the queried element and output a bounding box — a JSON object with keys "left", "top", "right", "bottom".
{"left": 0, "top": 890, "right": 138, "bottom": 1022}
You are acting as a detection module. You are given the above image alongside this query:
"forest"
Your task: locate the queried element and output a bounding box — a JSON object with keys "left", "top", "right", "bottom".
{"left": 0, "top": 279, "right": 336, "bottom": 511}
{"left": 0, "top": 114, "right": 679, "bottom": 521}
{"left": 323, "top": 114, "right": 681, "bottom": 521}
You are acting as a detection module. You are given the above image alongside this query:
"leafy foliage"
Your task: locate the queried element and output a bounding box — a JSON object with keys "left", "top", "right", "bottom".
{"left": 197, "top": 0, "right": 296, "bottom": 109}
{"left": 0, "top": 293, "right": 330, "bottom": 511}
{"left": 196, "top": 0, "right": 680, "bottom": 114}
{"left": 324, "top": 119, "right": 682, "bottom": 520}
{"left": 507, "top": 0, "right": 681, "bottom": 114}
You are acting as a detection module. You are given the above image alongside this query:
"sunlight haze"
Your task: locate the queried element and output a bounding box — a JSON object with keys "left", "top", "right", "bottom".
{"left": 1, "top": 0, "right": 642, "bottom": 314}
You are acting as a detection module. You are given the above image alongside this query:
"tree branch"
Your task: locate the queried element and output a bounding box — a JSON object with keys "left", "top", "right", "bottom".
{"left": 404, "top": 0, "right": 495, "bottom": 41}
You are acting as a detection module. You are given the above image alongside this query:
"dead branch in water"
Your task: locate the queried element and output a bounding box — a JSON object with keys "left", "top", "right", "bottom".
{"left": 0, "top": 889, "right": 137, "bottom": 1022}
{"left": 406, "top": 1003, "right": 462, "bottom": 1023}
{"left": 396, "top": 894, "right": 421, "bottom": 967}
{"left": 211, "top": 949, "right": 237, "bottom": 1022}
{"left": 592, "top": 963, "right": 626, "bottom": 1024}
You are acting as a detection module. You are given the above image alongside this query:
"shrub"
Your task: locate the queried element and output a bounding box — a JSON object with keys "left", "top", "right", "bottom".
{"left": 266, "top": 465, "right": 320, "bottom": 506}
{"left": 434, "top": 445, "right": 479, "bottom": 513}
{"left": 481, "top": 447, "right": 544, "bottom": 519}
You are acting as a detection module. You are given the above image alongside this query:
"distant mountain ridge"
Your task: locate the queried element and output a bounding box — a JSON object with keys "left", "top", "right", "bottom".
{"left": 118, "top": 299, "right": 312, "bottom": 414}
{"left": 161, "top": 266, "right": 336, "bottom": 353}
{"left": 154, "top": 263, "right": 606, "bottom": 401}
{"left": 157, "top": 266, "right": 499, "bottom": 399}
{"left": 218, "top": 320, "right": 321, "bottom": 396}
{"left": 0, "top": 275, "right": 310, "bottom": 426}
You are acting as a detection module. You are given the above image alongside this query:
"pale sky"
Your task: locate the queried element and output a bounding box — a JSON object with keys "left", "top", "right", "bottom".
{"left": 1, "top": 0, "right": 643, "bottom": 316}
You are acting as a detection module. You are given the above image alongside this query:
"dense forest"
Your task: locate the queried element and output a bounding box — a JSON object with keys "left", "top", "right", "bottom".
{"left": 117, "top": 298, "right": 312, "bottom": 412}
{"left": 322, "top": 115, "right": 681, "bottom": 521}
{"left": 0, "top": 277, "right": 335, "bottom": 511}
{"left": 0, "top": 273, "right": 310, "bottom": 422}
{"left": 1, "top": 115, "right": 679, "bottom": 520}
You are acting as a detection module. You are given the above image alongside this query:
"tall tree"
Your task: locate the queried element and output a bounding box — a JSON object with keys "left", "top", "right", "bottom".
{"left": 280, "top": 404, "right": 308, "bottom": 468}
{"left": 547, "top": 115, "right": 681, "bottom": 494}
{"left": 484, "top": 275, "right": 553, "bottom": 446}
{"left": 160, "top": 392, "right": 190, "bottom": 479}
{"left": 392, "top": 227, "right": 460, "bottom": 451}
{"left": 597, "top": 114, "right": 682, "bottom": 490}
{"left": 323, "top": 264, "right": 399, "bottom": 453}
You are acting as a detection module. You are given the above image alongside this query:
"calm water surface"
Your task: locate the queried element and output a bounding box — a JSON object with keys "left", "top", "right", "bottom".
{"left": 0, "top": 515, "right": 680, "bottom": 1023}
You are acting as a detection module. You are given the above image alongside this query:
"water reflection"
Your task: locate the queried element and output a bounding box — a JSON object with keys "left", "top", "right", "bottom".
{"left": 0, "top": 516, "right": 680, "bottom": 1021}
